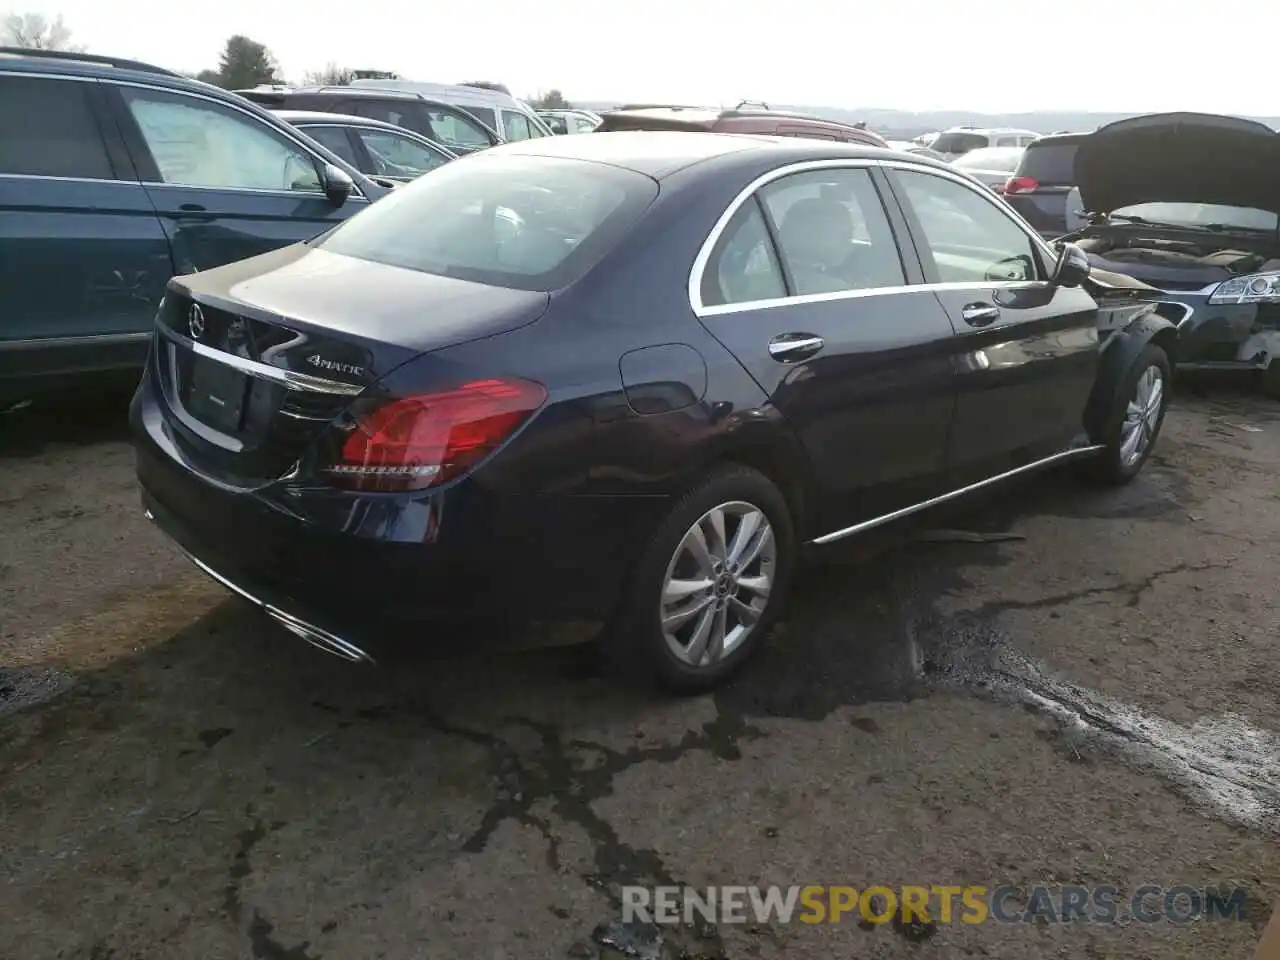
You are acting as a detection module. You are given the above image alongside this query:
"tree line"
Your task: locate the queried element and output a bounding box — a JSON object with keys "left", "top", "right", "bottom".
{"left": 1, "top": 11, "right": 575, "bottom": 106}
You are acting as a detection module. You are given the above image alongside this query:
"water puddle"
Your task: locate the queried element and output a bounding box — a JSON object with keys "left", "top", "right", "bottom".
{"left": 983, "top": 651, "right": 1280, "bottom": 833}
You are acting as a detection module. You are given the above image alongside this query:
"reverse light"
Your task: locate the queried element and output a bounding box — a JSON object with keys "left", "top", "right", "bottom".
{"left": 1208, "top": 272, "right": 1280, "bottom": 305}
{"left": 324, "top": 377, "right": 547, "bottom": 492}
{"left": 1003, "top": 176, "right": 1039, "bottom": 195}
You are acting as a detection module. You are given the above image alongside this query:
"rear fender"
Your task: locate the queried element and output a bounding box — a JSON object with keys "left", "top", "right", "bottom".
{"left": 1083, "top": 309, "right": 1178, "bottom": 441}
{"left": 683, "top": 411, "right": 819, "bottom": 540}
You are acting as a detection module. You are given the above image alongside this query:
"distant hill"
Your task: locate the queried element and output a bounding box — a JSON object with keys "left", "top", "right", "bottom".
{"left": 571, "top": 100, "right": 1280, "bottom": 140}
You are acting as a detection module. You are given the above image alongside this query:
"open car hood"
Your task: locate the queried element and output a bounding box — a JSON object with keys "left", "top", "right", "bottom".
{"left": 1075, "top": 112, "right": 1280, "bottom": 215}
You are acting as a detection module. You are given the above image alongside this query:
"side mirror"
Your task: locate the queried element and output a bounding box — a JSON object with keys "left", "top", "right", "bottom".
{"left": 321, "top": 163, "right": 354, "bottom": 205}
{"left": 1052, "top": 241, "right": 1091, "bottom": 288}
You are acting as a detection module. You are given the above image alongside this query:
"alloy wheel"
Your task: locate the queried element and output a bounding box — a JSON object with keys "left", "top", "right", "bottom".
{"left": 659, "top": 501, "right": 776, "bottom": 668}
{"left": 1120, "top": 364, "right": 1165, "bottom": 466}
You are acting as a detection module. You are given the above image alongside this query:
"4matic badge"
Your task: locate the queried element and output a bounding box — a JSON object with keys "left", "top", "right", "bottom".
{"left": 306, "top": 353, "right": 364, "bottom": 377}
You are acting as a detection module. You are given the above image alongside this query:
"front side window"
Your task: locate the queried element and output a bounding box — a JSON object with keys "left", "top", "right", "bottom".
{"left": 895, "top": 170, "right": 1041, "bottom": 283}
{"left": 300, "top": 125, "right": 360, "bottom": 167}
{"left": 573, "top": 116, "right": 597, "bottom": 134}
{"left": 759, "top": 168, "right": 905, "bottom": 296}
{"left": 122, "top": 87, "right": 322, "bottom": 193}
{"left": 503, "top": 111, "right": 534, "bottom": 141}
{"left": 0, "top": 76, "right": 113, "bottom": 179}
{"left": 317, "top": 155, "right": 657, "bottom": 291}
{"left": 356, "top": 129, "right": 449, "bottom": 178}
{"left": 702, "top": 201, "right": 787, "bottom": 307}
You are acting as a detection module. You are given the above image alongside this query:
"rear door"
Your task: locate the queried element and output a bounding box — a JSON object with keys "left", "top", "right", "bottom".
{"left": 885, "top": 165, "right": 1099, "bottom": 487}
{"left": 104, "top": 83, "right": 370, "bottom": 275}
{"left": 0, "top": 74, "right": 171, "bottom": 379}
{"left": 693, "top": 163, "right": 958, "bottom": 532}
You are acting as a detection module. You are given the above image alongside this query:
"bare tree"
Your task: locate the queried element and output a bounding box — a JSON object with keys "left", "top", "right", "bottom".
{"left": 1, "top": 12, "right": 85, "bottom": 51}
{"left": 302, "top": 63, "right": 355, "bottom": 86}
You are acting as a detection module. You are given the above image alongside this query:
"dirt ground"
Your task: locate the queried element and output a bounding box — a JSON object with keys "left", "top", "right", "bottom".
{"left": 1, "top": 381, "right": 1277, "bottom": 960}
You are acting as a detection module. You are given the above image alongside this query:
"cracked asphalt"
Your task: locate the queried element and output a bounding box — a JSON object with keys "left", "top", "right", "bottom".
{"left": 1, "top": 380, "right": 1278, "bottom": 960}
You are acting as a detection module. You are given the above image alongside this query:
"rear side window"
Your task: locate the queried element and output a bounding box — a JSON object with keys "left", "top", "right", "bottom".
{"left": 300, "top": 125, "right": 361, "bottom": 167}
{"left": 0, "top": 76, "right": 113, "bottom": 179}
{"left": 1016, "top": 141, "right": 1081, "bottom": 185}
{"left": 702, "top": 202, "right": 787, "bottom": 307}
{"left": 424, "top": 108, "right": 492, "bottom": 150}
{"left": 463, "top": 105, "right": 497, "bottom": 131}
{"left": 932, "top": 132, "right": 987, "bottom": 154}
{"left": 760, "top": 169, "right": 905, "bottom": 295}
{"left": 318, "top": 155, "right": 657, "bottom": 291}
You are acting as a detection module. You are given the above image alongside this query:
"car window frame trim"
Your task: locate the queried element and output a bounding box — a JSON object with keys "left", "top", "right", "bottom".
{"left": 688, "top": 157, "right": 1059, "bottom": 318}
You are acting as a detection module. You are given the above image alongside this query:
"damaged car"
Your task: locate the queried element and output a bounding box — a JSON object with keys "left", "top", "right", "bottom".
{"left": 1066, "top": 112, "right": 1280, "bottom": 396}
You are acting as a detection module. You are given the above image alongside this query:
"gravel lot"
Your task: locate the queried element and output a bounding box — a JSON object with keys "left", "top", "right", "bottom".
{"left": 1, "top": 382, "right": 1277, "bottom": 960}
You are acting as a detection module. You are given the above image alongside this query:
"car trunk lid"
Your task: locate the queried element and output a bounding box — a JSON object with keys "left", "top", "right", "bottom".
{"left": 153, "top": 245, "right": 550, "bottom": 488}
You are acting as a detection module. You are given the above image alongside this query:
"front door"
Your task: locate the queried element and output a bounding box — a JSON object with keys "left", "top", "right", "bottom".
{"left": 886, "top": 167, "right": 1100, "bottom": 487}
{"left": 104, "top": 83, "right": 368, "bottom": 275}
{"left": 693, "top": 165, "right": 958, "bottom": 533}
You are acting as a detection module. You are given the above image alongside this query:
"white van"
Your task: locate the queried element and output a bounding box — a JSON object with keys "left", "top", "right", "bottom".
{"left": 349, "top": 79, "right": 554, "bottom": 142}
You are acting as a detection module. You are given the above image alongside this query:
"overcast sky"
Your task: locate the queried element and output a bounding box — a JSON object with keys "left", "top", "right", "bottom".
{"left": 13, "top": 0, "right": 1279, "bottom": 115}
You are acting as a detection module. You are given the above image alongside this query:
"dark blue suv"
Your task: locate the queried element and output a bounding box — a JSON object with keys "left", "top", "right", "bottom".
{"left": 0, "top": 48, "right": 387, "bottom": 403}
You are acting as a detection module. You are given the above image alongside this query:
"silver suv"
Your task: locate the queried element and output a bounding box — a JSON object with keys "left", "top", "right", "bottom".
{"left": 931, "top": 126, "right": 1041, "bottom": 160}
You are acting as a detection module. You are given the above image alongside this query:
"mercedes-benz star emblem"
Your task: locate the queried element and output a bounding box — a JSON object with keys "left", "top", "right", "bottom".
{"left": 188, "top": 303, "right": 206, "bottom": 340}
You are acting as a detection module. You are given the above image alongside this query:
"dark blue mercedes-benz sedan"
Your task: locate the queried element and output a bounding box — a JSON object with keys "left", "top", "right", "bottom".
{"left": 132, "top": 131, "right": 1177, "bottom": 690}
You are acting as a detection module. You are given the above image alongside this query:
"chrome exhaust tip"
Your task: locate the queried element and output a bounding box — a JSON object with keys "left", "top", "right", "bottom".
{"left": 165, "top": 535, "right": 376, "bottom": 665}
{"left": 266, "top": 606, "right": 375, "bottom": 664}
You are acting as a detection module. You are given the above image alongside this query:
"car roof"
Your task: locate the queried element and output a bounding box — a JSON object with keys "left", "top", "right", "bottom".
{"left": 273, "top": 109, "right": 409, "bottom": 131}
{"left": 0, "top": 46, "right": 182, "bottom": 79}
{"left": 256, "top": 85, "right": 428, "bottom": 103}
{"left": 491, "top": 129, "right": 923, "bottom": 179}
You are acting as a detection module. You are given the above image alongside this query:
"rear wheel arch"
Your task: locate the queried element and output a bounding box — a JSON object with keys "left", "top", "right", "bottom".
{"left": 689, "top": 427, "right": 817, "bottom": 541}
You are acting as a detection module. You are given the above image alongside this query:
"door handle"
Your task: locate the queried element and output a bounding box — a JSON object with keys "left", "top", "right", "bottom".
{"left": 961, "top": 303, "right": 1000, "bottom": 327}
{"left": 768, "top": 332, "right": 825, "bottom": 363}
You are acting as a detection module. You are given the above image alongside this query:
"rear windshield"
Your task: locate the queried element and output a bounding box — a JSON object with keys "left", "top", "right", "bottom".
{"left": 931, "top": 132, "right": 987, "bottom": 154}
{"left": 316, "top": 155, "right": 658, "bottom": 291}
{"left": 953, "top": 147, "right": 1023, "bottom": 172}
{"left": 1016, "top": 141, "right": 1081, "bottom": 185}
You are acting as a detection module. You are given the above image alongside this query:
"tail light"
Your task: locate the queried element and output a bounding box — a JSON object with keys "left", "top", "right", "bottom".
{"left": 1003, "top": 176, "right": 1039, "bottom": 195}
{"left": 323, "top": 377, "right": 546, "bottom": 492}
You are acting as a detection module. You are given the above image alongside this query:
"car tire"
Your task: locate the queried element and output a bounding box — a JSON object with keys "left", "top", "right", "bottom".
{"left": 1087, "top": 343, "right": 1171, "bottom": 485}
{"left": 606, "top": 464, "right": 796, "bottom": 693}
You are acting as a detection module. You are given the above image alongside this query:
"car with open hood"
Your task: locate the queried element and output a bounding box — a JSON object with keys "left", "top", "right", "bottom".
{"left": 1065, "top": 112, "right": 1280, "bottom": 394}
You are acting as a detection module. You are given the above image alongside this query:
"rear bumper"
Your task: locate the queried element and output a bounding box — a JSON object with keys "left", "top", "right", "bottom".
{"left": 132, "top": 377, "right": 670, "bottom": 650}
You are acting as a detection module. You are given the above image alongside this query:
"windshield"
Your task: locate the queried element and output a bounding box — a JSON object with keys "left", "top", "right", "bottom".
{"left": 931, "top": 132, "right": 987, "bottom": 155}
{"left": 317, "top": 155, "right": 658, "bottom": 291}
{"left": 1110, "top": 202, "right": 1279, "bottom": 233}
{"left": 953, "top": 148, "right": 1023, "bottom": 172}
